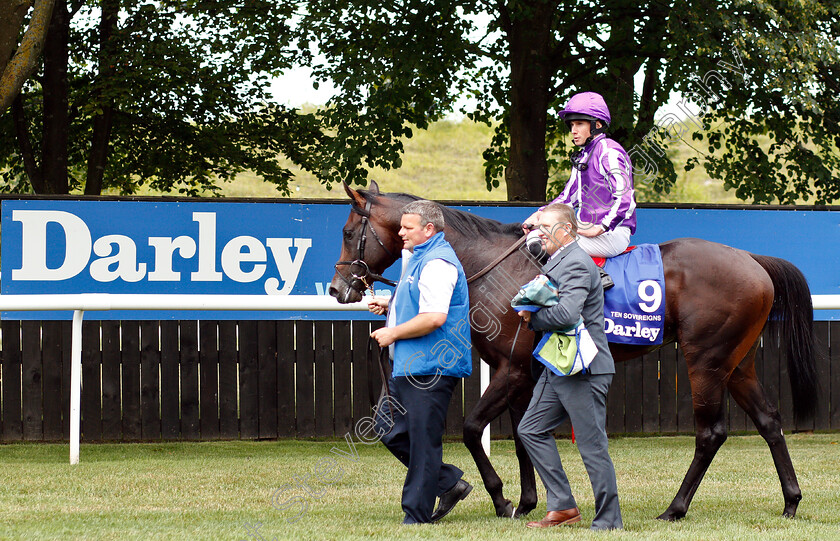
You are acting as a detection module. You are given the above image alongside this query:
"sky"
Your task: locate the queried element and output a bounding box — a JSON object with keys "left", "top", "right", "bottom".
{"left": 268, "top": 10, "right": 492, "bottom": 110}
{"left": 265, "top": 14, "right": 699, "bottom": 123}
{"left": 269, "top": 66, "right": 337, "bottom": 107}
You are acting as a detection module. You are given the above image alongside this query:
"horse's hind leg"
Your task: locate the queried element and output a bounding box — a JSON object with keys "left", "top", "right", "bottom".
{"left": 658, "top": 359, "right": 729, "bottom": 521}
{"left": 727, "top": 359, "right": 802, "bottom": 517}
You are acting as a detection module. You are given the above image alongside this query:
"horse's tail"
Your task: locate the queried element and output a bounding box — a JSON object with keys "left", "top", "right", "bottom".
{"left": 751, "top": 254, "right": 818, "bottom": 423}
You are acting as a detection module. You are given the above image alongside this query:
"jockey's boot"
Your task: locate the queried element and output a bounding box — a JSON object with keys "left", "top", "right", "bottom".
{"left": 599, "top": 266, "right": 614, "bottom": 291}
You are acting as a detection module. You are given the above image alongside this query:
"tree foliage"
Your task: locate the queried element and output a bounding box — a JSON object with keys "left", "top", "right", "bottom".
{"left": 293, "top": 0, "right": 840, "bottom": 203}
{"left": 1, "top": 0, "right": 838, "bottom": 202}
{"left": 0, "top": 0, "right": 325, "bottom": 195}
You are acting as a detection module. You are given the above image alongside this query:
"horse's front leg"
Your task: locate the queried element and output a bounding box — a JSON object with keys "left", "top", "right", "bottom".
{"left": 507, "top": 385, "right": 538, "bottom": 518}
{"left": 463, "top": 372, "right": 520, "bottom": 518}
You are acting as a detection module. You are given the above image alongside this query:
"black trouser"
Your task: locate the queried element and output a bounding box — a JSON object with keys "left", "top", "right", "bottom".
{"left": 375, "top": 375, "right": 463, "bottom": 524}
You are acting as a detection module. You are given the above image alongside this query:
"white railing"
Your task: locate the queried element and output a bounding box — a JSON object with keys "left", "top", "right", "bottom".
{"left": 0, "top": 294, "right": 492, "bottom": 463}
{"left": 1, "top": 294, "right": 836, "bottom": 464}
{"left": 812, "top": 295, "right": 840, "bottom": 310}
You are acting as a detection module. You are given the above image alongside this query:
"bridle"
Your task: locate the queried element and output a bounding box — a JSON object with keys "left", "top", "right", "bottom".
{"left": 334, "top": 199, "right": 398, "bottom": 296}
{"left": 335, "top": 198, "right": 399, "bottom": 423}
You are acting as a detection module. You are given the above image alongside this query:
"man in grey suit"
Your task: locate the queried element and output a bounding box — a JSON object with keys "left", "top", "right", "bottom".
{"left": 516, "top": 202, "right": 623, "bottom": 530}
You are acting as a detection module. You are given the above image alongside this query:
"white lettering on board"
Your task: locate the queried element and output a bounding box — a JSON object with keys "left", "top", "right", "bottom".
{"left": 264, "top": 238, "right": 312, "bottom": 294}
{"left": 9, "top": 209, "right": 312, "bottom": 294}
{"left": 191, "top": 212, "right": 223, "bottom": 282}
{"left": 12, "top": 210, "right": 92, "bottom": 281}
{"left": 222, "top": 236, "right": 267, "bottom": 283}
{"left": 148, "top": 236, "right": 197, "bottom": 281}
{"left": 90, "top": 235, "right": 147, "bottom": 282}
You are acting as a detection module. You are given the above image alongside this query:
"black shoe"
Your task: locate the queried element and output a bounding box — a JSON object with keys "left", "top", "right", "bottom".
{"left": 599, "top": 266, "right": 615, "bottom": 291}
{"left": 430, "top": 479, "right": 473, "bottom": 522}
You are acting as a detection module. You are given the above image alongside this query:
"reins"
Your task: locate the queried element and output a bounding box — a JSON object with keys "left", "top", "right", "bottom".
{"left": 466, "top": 235, "right": 527, "bottom": 284}
{"left": 335, "top": 198, "right": 398, "bottom": 424}
{"left": 340, "top": 198, "right": 530, "bottom": 427}
{"left": 464, "top": 235, "right": 533, "bottom": 415}
{"left": 368, "top": 338, "right": 393, "bottom": 424}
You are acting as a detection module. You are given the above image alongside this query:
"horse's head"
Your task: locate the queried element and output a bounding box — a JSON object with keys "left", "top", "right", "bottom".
{"left": 329, "top": 181, "right": 403, "bottom": 303}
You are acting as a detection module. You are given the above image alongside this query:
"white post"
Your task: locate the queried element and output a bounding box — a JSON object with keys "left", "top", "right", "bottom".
{"left": 69, "top": 309, "right": 84, "bottom": 465}
{"left": 0, "top": 292, "right": 832, "bottom": 466}
{"left": 481, "top": 359, "right": 490, "bottom": 457}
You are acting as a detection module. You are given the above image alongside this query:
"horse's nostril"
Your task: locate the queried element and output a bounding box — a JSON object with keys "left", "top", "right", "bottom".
{"left": 328, "top": 286, "right": 339, "bottom": 298}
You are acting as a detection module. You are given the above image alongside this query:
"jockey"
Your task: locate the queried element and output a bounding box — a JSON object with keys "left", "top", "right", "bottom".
{"left": 523, "top": 92, "right": 636, "bottom": 290}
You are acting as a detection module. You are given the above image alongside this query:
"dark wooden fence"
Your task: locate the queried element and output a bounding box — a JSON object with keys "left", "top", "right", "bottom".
{"left": 1, "top": 319, "right": 838, "bottom": 442}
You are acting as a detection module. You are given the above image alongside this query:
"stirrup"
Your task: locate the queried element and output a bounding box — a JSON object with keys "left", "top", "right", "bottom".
{"left": 599, "top": 266, "right": 614, "bottom": 291}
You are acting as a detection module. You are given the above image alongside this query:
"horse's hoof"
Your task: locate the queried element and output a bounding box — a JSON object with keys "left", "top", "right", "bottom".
{"left": 656, "top": 510, "right": 684, "bottom": 522}
{"left": 513, "top": 502, "right": 536, "bottom": 518}
{"left": 496, "top": 500, "right": 515, "bottom": 518}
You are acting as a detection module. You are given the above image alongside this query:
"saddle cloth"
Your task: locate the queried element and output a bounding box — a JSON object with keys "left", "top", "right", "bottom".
{"left": 601, "top": 244, "right": 665, "bottom": 345}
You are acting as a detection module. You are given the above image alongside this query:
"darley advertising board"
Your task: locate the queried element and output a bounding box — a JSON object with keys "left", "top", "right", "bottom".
{"left": 1, "top": 199, "right": 837, "bottom": 320}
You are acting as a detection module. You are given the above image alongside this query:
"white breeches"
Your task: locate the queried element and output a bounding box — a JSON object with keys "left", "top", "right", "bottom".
{"left": 576, "top": 226, "right": 632, "bottom": 258}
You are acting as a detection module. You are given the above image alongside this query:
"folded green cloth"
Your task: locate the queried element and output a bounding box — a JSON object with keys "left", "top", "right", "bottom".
{"left": 533, "top": 318, "right": 597, "bottom": 376}
{"left": 512, "top": 274, "right": 597, "bottom": 376}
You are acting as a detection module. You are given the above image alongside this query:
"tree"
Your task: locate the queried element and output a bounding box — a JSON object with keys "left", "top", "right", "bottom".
{"left": 0, "top": 0, "right": 55, "bottom": 113}
{"left": 3, "top": 1, "right": 838, "bottom": 202}
{"left": 292, "top": 0, "right": 840, "bottom": 203}
{"left": 0, "top": 0, "right": 326, "bottom": 195}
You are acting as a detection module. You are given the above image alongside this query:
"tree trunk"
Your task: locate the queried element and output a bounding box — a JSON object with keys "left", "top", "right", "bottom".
{"left": 12, "top": 92, "right": 46, "bottom": 192}
{"left": 85, "top": 0, "right": 119, "bottom": 195}
{"left": 0, "top": 0, "right": 30, "bottom": 77}
{"left": 39, "top": 0, "right": 69, "bottom": 194}
{"left": 0, "top": 0, "right": 56, "bottom": 113}
{"left": 504, "top": 0, "right": 556, "bottom": 202}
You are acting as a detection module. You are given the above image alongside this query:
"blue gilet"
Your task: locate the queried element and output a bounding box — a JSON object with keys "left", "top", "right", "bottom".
{"left": 392, "top": 232, "right": 472, "bottom": 378}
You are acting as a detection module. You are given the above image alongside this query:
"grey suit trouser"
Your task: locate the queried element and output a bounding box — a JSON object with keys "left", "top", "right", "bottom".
{"left": 517, "top": 370, "right": 623, "bottom": 530}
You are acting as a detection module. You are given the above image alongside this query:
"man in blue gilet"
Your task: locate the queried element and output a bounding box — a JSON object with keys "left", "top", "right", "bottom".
{"left": 368, "top": 199, "right": 473, "bottom": 524}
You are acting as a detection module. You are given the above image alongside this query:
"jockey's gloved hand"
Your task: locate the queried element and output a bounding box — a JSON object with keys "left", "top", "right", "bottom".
{"left": 525, "top": 230, "right": 546, "bottom": 259}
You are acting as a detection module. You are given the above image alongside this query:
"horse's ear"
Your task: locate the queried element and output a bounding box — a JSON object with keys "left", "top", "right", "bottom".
{"left": 343, "top": 181, "right": 367, "bottom": 208}
{"left": 368, "top": 180, "right": 381, "bottom": 195}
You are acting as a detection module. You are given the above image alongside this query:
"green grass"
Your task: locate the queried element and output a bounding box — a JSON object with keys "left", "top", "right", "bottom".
{"left": 119, "top": 118, "right": 744, "bottom": 203}
{"left": 1, "top": 434, "right": 838, "bottom": 540}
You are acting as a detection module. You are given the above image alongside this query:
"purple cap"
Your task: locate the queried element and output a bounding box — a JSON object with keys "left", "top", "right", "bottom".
{"left": 559, "top": 92, "right": 611, "bottom": 126}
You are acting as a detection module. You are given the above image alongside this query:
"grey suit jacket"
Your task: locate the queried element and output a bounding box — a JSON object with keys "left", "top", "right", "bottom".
{"left": 529, "top": 240, "right": 615, "bottom": 375}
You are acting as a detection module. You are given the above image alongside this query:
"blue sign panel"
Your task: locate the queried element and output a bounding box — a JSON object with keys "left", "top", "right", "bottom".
{"left": 1, "top": 199, "right": 837, "bottom": 320}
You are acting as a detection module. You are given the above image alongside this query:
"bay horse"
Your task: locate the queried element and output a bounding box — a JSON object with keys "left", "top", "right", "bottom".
{"left": 329, "top": 181, "right": 818, "bottom": 521}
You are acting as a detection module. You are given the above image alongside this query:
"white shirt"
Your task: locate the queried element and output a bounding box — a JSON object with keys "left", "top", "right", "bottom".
{"left": 387, "top": 256, "right": 457, "bottom": 329}
{"left": 548, "top": 239, "right": 576, "bottom": 261}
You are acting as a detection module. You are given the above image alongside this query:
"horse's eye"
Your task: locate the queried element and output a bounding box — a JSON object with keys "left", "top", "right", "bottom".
{"left": 343, "top": 229, "right": 353, "bottom": 240}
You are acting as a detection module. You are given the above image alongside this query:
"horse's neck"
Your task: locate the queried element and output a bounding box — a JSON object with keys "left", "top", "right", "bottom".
{"left": 443, "top": 228, "right": 519, "bottom": 280}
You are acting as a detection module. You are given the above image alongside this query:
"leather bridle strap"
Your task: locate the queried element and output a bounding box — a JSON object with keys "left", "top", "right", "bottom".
{"left": 334, "top": 200, "right": 398, "bottom": 289}
{"left": 466, "top": 235, "right": 527, "bottom": 284}
{"left": 353, "top": 200, "right": 398, "bottom": 262}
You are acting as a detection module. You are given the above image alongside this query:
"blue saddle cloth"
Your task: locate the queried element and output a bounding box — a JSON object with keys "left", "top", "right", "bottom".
{"left": 602, "top": 244, "right": 665, "bottom": 345}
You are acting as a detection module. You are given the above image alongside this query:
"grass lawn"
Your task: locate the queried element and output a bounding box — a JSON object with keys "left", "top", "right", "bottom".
{"left": 0, "top": 434, "right": 838, "bottom": 540}
{"left": 117, "top": 118, "right": 747, "bottom": 204}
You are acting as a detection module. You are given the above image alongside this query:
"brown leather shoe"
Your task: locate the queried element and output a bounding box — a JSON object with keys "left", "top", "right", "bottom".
{"left": 525, "top": 508, "right": 581, "bottom": 528}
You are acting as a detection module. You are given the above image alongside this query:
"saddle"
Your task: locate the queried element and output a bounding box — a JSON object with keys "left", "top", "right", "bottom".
{"left": 591, "top": 246, "right": 635, "bottom": 290}
{"left": 590, "top": 246, "right": 636, "bottom": 268}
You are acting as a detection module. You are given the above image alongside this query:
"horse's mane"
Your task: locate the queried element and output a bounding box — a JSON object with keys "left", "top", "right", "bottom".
{"left": 360, "top": 190, "right": 524, "bottom": 239}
